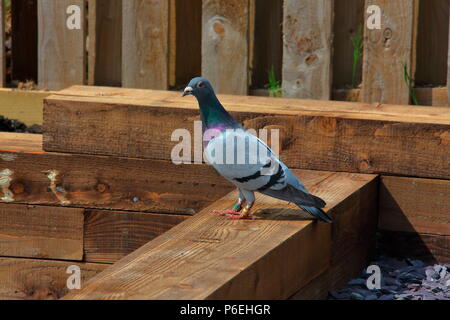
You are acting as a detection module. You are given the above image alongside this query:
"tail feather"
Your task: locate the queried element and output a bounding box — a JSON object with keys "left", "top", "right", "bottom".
{"left": 299, "top": 205, "right": 333, "bottom": 223}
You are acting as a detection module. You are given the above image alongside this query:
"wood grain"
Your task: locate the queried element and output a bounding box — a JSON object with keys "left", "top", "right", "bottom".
{"left": 88, "top": 0, "right": 122, "bottom": 86}
{"left": 43, "top": 86, "right": 450, "bottom": 179}
{"left": 0, "top": 203, "right": 84, "bottom": 261}
{"left": 202, "top": 0, "right": 249, "bottom": 95}
{"left": 0, "top": 0, "right": 5, "bottom": 87}
{"left": 84, "top": 209, "right": 188, "bottom": 263}
{"left": 282, "top": 0, "right": 333, "bottom": 99}
{"left": 0, "top": 257, "right": 106, "bottom": 300}
{"left": 0, "top": 132, "right": 233, "bottom": 213}
{"left": 37, "top": 0, "right": 85, "bottom": 90}
{"left": 122, "top": 0, "right": 168, "bottom": 89}
{"left": 379, "top": 176, "right": 450, "bottom": 235}
{"left": 64, "top": 170, "right": 377, "bottom": 300}
{"left": 362, "top": 0, "right": 416, "bottom": 104}
{"left": 379, "top": 230, "right": 450, "bottom": 264}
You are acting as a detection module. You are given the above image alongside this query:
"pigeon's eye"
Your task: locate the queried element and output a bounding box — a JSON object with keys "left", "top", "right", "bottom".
{"left": 197, "top": 81, "right": 205, "bottom": 88}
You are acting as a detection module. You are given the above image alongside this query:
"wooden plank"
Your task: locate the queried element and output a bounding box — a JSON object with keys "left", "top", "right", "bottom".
{"left": 202, "top": 0, "right": 249, "bottom": 95}
{"left": 415, "top": 0, "right": 449, "bottom": 86}
{"left": 333, "top": 87, "right": 448, "bottom": 107}
{"left": 88, "top": 0, "right": 122, "bottom": 87}
{"left": 0, "top": 89, "right": 52, "bottom": 125}
{"left": 43, "top": 86, "right": 450, "bottom": 179}
{"left": 379, "top": 230, "right": 450, "bottom": 264}
{"left": 0, "top": 203, "right": 84, "bottom": 261}
{"left": 64, "top": 170, "right": 377, "bottom": 300}
{"left": 362, "top": 0, "right": 416, "bottom": 104}
{"left": 332, "top": 0, "right": 364, "bottom": 89}
{"left": 122, "top": 0, "right": 169, "bottom": 89}
{"left": 84, "top": 209, "right": 188, "bottom": 264}
{"left": 37, "top": 0, "right": 85, "bottom": 90}
{"left": 0, "top": 0, "right": 5, "bottom": 87}
{"left": 379, "top": 176, "right": 450, "bottom": 236}
{"left": 282, "top": 0, "right": 333, "bottom": 99}
{"left": 11, "top": 0, "right": 38, "bottom": 83}
{"left": 0, "top": 132, "right": 233, "bottom": 213}
{"left": 0, "top": 257, "right": 106, "bottom": 300}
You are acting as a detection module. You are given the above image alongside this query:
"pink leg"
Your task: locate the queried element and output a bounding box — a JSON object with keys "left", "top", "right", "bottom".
{"left": 226, "top": 202, "right": 255, "bottom": 220}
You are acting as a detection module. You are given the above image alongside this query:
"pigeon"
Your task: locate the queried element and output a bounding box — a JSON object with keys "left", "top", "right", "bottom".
{"left": 182, "top": 77, "right": 332, "bottom": 222}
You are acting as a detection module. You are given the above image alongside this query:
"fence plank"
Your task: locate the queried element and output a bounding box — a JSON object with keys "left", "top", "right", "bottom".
{"left": 282, "top": 0, "right": 333, "bottom": 99}
{"left": 202, "top": 0, "right": 249, "bottom": 95}
{"left": 88, "top": 0, "right": 122, "bottom": 86}
{"left": 0, "top": 0, "right": 5, "bottom": 87}
{"left": 37, "top": 0, "right": 85, "bottom": 90}
{"left": 122, "top": 0, "right": 169, "bottom": 89}
{"left": 362, "top": 0, "right": 416, "bottom": 104}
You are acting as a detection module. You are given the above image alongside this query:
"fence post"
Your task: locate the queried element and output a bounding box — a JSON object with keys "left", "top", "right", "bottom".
{"left": 282, "top": 0, "right": 334, "bottom": 100}
{"left": 38, "top": 0, "right": 86, "bottom": 91}
{"left": 122, "top": 0, "right": 169, "bottom": 89}
{"left": 361, "top": 0, "right": 417, "bottom": 105}
{"left": 202, "top": 0, "right": 250, "bottom": 95}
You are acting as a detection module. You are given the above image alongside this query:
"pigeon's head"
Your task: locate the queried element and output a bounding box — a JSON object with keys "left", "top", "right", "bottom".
{"left": 182, "top": 77, "right": 215, "bottom": 100}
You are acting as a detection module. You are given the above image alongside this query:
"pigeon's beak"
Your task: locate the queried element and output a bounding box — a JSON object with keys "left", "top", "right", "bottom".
{"left": 182, "top": 86, "right": 193, "bottom": 97}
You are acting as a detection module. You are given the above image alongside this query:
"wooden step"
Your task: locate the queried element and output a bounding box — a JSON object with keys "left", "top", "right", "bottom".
{"left": 43, "top": 85, "right": 450, "bottom": 179}
{"left": 64, "top": 169, "right": 377, "bottom": 300}
{"left": 0, "top": 132, "right": 233, "bottom": 214}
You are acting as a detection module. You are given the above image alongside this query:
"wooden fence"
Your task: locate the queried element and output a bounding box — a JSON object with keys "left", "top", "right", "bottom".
{"left": 0, "top": 0, "right": 449, "bottom": 106}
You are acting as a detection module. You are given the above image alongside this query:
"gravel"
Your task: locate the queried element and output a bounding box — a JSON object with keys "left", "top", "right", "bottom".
{"left": 0, "top": 115, "right": 42, "bottom": 133}
{"left": 329, "top": 257, "right": 450, "bottom": 300}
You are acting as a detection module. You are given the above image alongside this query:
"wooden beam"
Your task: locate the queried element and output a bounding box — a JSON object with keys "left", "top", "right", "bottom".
{"left": 362, "top": 0, "right": 416, "bottom": 104}
{"left": 43, "top": 86, "right": 450, "bottom": 179}
{"left": 202, "top": 0, "right": 249, "bottom": 95}
{"left": 0, "top": 257, "right": 106, "bottom": 300}
{"left": 379, "top": 176, "right": 450, "bottom": 236}
{"left": 64, "top": 170, "right": 377, "bottom": 300}
{"left": 282, "top": 0, "right": 333, "bottom": 99}
{"left": 122, "top": 0, "right": 169, "bottom": 89}
{"left": 88, "top": 0, "right": 122, "bottom": 86}
{"left": 84, "top": 209, "right": 188, "bottom": 263}
{"left": 0, "top": 0, "right": 5, "bottom": 87}
{"left": 0, "top": 203, "right": 84, "bottom": 261}
{"left": 37, "top": 0, "right": 86, "bottom": 90}
{"left": 0, "top": 132, "right": 233, "bottom": 213}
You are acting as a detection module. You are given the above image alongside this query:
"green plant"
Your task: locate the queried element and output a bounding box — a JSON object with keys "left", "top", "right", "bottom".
{"left": 350, "top": 25, "right": 363, "bottom": 89}
{"left": 265, "top": 66, "right": 283, "bottom": 98}
{"left": 3, "top": 0, "right": 11, "bottom": 12}
{"left": 403, "top": 62, "right": 419, "bottom": 105}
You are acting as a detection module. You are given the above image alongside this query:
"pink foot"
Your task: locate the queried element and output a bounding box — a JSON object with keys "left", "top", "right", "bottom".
{"left": 213, "top": 209, "right": 240, "bottom": 216}
{"left": 225, "top": 213, "right": 256, "bottom": 220}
